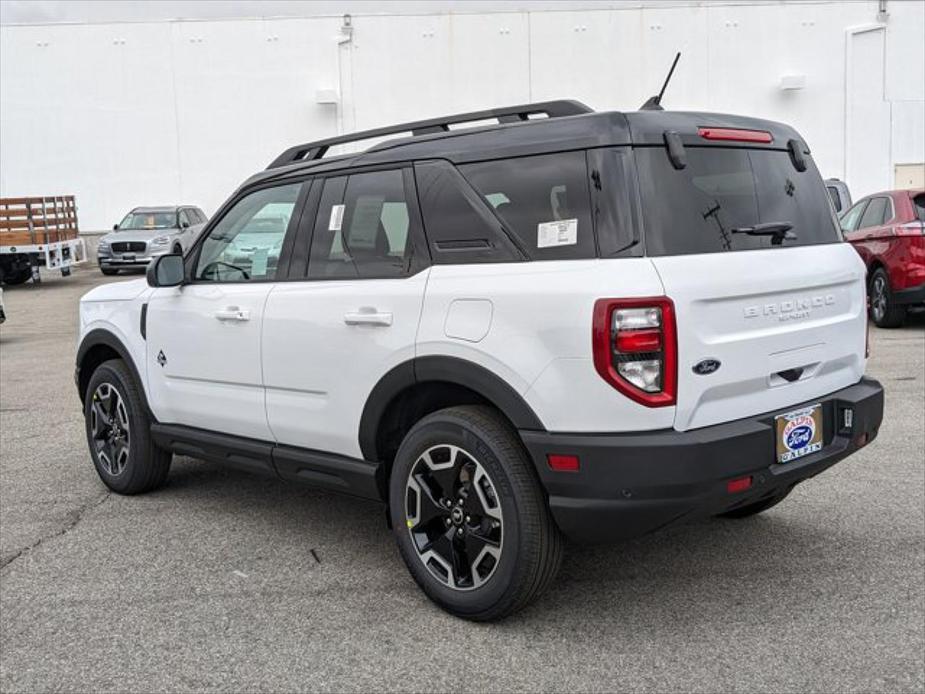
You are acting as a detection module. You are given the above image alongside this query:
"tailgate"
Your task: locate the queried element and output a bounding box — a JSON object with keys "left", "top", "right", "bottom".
{"left": 652, "top": 244, "right": 867, "bottom": 431}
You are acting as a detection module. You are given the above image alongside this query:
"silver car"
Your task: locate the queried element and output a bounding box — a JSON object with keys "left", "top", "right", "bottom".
{"left": 97, "top": 206, "right": 207, "bottom": 275}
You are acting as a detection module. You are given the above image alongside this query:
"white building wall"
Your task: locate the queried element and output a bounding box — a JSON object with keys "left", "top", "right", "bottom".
{"left": 1, "top": 1, "right": 922, "bottom": 230}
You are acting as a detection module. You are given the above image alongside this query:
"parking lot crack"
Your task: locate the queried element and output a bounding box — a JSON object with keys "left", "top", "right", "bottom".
{"left": 0, "top": 491, "right": 111, "bottom": 571}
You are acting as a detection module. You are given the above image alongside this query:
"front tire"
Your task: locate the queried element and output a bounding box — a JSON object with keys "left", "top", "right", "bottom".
{"left": 869, "top": 267, "right": 906, "bottom": 328}
{"left": 1, "top": 268, "right": 31, "bottom": 285}
{"left": 83, "top": 359, "right": 171, "bottom": 494}
{"left": 389, "top": 406, "right": 562, "bottom": 621}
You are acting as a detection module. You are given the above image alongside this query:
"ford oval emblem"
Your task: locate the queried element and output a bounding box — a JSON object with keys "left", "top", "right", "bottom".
{"left": 693, "top": 358, "right": 721, "bottom": 375}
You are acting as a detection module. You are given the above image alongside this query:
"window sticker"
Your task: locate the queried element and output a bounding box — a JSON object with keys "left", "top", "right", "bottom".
{"left": 537, "top": 218, "right": 578, "bottom": 248}
{"left": 328, "top": 204, "right": 346, "bottom": 231}
{"left": 250, "top": 247, "right": 269, "bottom": 277}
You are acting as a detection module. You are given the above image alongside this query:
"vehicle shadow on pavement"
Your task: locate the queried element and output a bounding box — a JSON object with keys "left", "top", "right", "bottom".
{"left": 158, "top": 453, "right": 841, "bottom": 626}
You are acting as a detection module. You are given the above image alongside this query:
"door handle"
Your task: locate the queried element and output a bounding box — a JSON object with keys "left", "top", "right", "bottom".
{"left": 214, "top": 306, "right": 250, "bottom": 322}
{"left": 344, "top": 308, "right": 393, "bottom": 326}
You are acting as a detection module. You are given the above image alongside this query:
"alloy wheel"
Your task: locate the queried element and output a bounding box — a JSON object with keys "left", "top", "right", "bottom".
{"left": 871, "top": 275, "right": 887, "bottom": 322}
{"left": 89, "top": 382, "right": 130, "bottom": 476}
{"left": 404, "top": 444, "right": 503, "bottom": 591}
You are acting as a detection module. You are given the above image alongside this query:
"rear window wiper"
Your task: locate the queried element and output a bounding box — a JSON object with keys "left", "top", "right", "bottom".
{"left": 731, "top": 222, "right": 796, "bottom": 246}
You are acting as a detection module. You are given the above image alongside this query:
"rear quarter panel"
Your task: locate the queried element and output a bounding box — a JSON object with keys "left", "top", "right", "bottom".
{"left": 417, "top": 258, "right": 675, "bottom": 433}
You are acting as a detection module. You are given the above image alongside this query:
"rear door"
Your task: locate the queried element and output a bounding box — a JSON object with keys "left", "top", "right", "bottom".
{"left": 846, "top": 196, "right": 893, "bottom": 267}
{"left": 262, "top": 167, "right": 430, "bottom": 459}
{"left": 634, "top": 144, "right": 867, "bottom": 431}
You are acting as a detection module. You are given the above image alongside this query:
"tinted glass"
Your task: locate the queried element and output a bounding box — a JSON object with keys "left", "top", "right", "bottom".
{"left": 858, "top": 197, "right": 889, "bottom": 229}
{"left": 195, "top": 182, "right": 303, "bottom": 281}
{"left": 588, "top": 147, "right": 639, "bottom": 256}
{"left": 178, "top": 209, "right": 190, "bottom": 227}
{"left": 636, "top": 147, "right": 840, "bottom": 255}
{"left": 308, "top": 169, "right": 417, "bottom": 279}
{"left": 414, "top": 160, "right": 521, "bottom": 264}
{"left": 460, "top": 151, "right": 596, "bottom": 260}
{"left": 914, "top": 194, "right": 925, "bottom": 222}
{"left": 839, "top": 201, "right": 867, "bottom": 233}
{"left": 826, "top": 186, "right": 841, "bottom": 212}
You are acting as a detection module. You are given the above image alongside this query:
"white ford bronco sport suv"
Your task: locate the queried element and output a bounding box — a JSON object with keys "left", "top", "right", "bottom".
{"left": 76, "top": 100, "right": 884, "bottom": 620}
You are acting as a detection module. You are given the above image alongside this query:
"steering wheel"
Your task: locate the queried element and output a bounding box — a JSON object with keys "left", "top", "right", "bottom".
{"left": 200, "top": 261, "right": 250, "bottom": 281}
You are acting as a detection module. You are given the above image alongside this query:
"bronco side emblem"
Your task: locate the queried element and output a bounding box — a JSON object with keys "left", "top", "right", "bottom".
{"left": 693, "top": 358, "right": 721, "bottom": 375}
{"left": 157, "top": 350, "right": 167, "bottom": 367}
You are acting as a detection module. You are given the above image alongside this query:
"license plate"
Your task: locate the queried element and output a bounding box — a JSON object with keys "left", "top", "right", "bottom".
{"left": 775, "top": 404, "right": 823, "bottom": 463}
{"left": 121, "top": 254, "right": 135, "bottom": 262}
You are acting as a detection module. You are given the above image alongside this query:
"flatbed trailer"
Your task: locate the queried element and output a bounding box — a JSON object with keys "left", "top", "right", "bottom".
{"left": 0, "top": 195, "right": 87, "bottom": 284}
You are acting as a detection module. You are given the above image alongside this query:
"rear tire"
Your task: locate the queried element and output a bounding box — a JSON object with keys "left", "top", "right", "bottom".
{"left": 83, "top": 359, "right": 171, "bottom": 494}
{"left": 717, "top": 488, "right": 791, "bottom": 519}
{"left": 1, "top": 268, "right": 31, "bottom": 285}
{"left": 389, "top": 405, "right": 562, "bottom": 621}
{"left": 869, "top": 267, "right": 906, "bottom": 328}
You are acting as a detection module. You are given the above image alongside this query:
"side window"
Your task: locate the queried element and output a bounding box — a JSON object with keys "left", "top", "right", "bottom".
{"left": 307, "top": 169, "right": 420, "bottom": 279}
{"left": 588, "top": 147, "right": 639, "bottom": 256}
{"left": 414, "top": 160, "right": 521, "bottom": 264}
{"left": 195, "top": 182, "right": 305, "bottom": 282}
{"left": 460, "top": 151, "right": 596, "bottom": 260}
{"left": 858, "top": 197, "right": 888, "bottom": 229}
{"left": 840, "top": 200, "right": 867, "bottom": 232}
{"left": 178, "top": 209, "right": 191, "bottom": 227}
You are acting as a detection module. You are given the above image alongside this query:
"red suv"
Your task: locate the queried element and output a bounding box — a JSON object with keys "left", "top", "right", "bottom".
{"left": 840, "top": 189, "right": 925, "bottom": 327}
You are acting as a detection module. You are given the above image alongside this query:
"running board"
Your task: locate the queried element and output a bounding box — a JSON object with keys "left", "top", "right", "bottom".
{"left": 150, "top": 423, "right": 382, "bottom": 501}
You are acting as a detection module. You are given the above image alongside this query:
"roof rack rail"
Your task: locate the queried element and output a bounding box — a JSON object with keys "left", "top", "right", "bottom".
{"left": 266, "top": 99, "right": 592, "bottom": 170}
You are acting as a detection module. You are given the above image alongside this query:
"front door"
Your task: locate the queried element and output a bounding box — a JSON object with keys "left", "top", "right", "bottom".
{"left": 145, "top": 180, "right": 310, "bottom": 440}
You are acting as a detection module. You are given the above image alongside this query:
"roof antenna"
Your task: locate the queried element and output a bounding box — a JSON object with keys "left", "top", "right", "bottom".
{"left": 640, "top": 52, "right": 681, "bottom": 111}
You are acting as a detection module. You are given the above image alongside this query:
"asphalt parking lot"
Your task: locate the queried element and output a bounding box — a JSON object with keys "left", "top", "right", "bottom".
{"left": 1, "top": 266, "right": 923, "bottom": 693}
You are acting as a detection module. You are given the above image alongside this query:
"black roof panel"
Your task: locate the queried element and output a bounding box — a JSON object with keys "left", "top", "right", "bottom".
{"left": 244, "top": 102, "right": 805, "bottom": 190}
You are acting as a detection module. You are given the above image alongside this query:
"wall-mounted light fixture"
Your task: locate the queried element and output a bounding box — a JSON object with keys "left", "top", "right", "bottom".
{"left": 315, "top": 89, "right": 339, "bottom": 105}
{"left": 779, "top": 74, "right": 806, "bottom": 91}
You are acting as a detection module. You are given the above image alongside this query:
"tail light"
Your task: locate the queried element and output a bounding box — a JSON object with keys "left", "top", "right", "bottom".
{"left": 592, "top": 297, "right": 677, "bottom": 407}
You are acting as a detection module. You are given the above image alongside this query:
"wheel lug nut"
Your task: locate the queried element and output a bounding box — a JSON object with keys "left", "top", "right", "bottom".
{"left": 445, "top": 517, "right": 452, "bottom": 526}
{"left": 465, "top": 515, "right": 471, "bottom": 522}
{"left": 456, "top": 528, "right": 464, "bottom": 536}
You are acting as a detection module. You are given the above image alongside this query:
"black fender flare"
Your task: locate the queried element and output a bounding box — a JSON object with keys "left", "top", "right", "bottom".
{"left": 358, "top": 355, "right": 545, "bottom": 461}
{"left": 75, "top": 328, "right": 150, "bottom": 413}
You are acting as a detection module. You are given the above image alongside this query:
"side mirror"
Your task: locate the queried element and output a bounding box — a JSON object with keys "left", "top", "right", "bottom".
{"left": 180, "top": 220, "right": 190, "bottom": 229}
{"left": 112, "top": 224, "right": 119, "bottom": 230}
{"left": 146, "top": 253, "right": 185, "bottom": 288}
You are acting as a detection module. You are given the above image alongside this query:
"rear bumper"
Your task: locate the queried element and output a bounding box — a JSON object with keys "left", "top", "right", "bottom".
{"left": 893, "top": 282, "right": 925, "bottom": 306}
{"left": 519, "top": 377, "right": 884, "bottom": 543}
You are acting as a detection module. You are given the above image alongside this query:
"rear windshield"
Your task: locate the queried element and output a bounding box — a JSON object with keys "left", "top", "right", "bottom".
{"left": 635, "top": 147, "right": 840, "bottom": 255}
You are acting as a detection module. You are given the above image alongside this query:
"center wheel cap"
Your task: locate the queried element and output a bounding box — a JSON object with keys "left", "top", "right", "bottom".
{"left": 450, "top": 507, "right": 464, "bottom": 526}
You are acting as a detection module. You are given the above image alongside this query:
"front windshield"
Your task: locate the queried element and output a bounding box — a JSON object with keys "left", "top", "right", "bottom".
{"left": 118, "top": 212, "right": 175, "bottom": 230}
